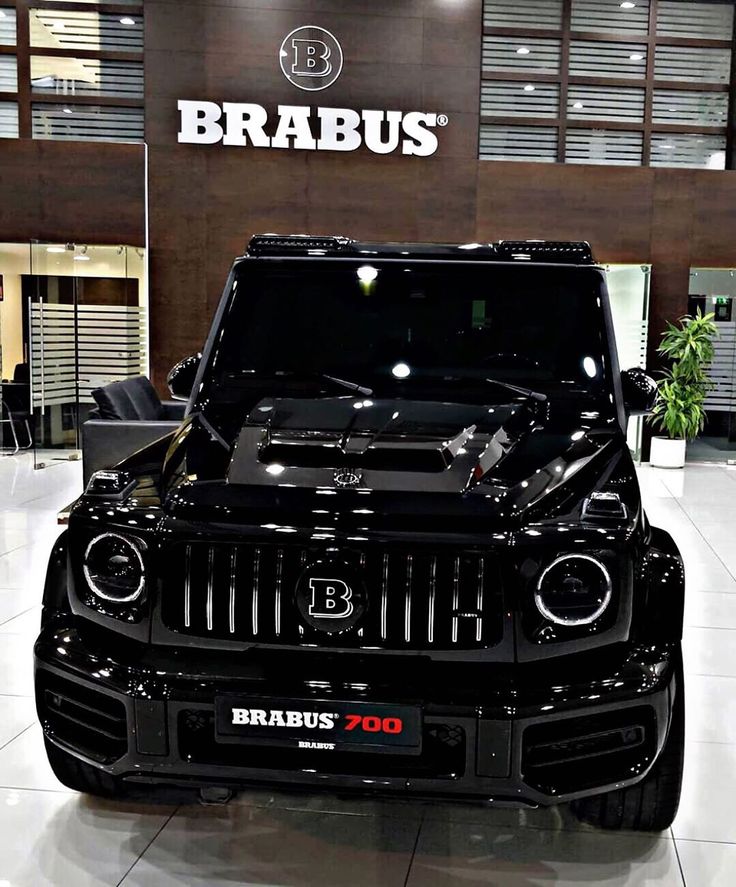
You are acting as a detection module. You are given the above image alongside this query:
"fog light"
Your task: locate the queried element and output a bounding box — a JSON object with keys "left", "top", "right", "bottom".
{"left": 83, "top": 533, "right": 145, "bottom": 602}
{"left": 535, "top": 554, "right": 612, "bottom": 626}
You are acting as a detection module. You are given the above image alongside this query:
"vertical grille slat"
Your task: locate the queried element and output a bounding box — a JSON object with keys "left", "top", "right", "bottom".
{"left": 252, "top": 547, "right": 261, "bottom": 637}
{"left": 163, "top": 543, "right": 503, "bottom": 652}
{"left": 206, "top": 547, "right": 215, "bottom": 632}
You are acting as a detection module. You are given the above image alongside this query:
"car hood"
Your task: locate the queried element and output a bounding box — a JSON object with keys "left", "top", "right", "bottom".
{"left": 150, "top": 394, "right": 632, "bottom": 530}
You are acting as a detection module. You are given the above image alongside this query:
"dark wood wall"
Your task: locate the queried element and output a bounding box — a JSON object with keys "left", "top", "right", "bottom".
{"left": 0, "top": 140, "right": 145, "bottom": 245}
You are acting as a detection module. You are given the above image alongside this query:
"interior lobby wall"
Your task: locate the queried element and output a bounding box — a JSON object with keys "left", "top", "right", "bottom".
{"left": 144, "top": 0, "right": 736, "bottom": 389}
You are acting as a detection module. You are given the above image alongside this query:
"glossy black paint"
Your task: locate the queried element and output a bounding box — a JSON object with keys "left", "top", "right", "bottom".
{"left": 34, "top": 238, "right": 684, "bottom": 804}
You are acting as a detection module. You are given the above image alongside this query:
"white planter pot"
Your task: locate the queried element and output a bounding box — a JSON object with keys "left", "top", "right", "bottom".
{"left": 650, "top": 436, "right": 687, "bottom": 469}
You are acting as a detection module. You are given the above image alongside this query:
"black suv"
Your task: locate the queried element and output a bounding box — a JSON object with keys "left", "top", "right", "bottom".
{"left": 35, "top": 235, "right": 685, "bottom": 831}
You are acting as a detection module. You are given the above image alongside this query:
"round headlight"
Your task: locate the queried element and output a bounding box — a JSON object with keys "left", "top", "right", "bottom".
{"left": 535, "top": 554, "right": 612, "bottom": 626}
{"left": 83, "top": 533, "right": 145, "bottom": 603}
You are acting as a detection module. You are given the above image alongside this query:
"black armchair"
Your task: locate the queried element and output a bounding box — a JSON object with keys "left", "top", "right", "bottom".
{"left": 82, "top": 376, "right": 186, "bottom": 483}
{"left": 1, "top": 381, "right": 32, "bottom": 455}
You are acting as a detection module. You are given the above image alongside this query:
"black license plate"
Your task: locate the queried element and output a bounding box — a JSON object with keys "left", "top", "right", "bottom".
{"left": 215, "top": 696, "right": 422, "bottom": 754}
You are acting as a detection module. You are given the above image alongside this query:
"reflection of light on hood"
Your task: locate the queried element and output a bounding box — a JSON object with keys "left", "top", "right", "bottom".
{"left": 265, "top": 464, "right": 285, "bottom": 476}
{"left": 583, "top": 357, "right": 598, "bottom": 378}
{"left": 571, "top": 430, "right": 585, "bottom": 441}
{"left": 357, "top": 265, "right": 378, "bottom": 283}
{"left": 392, "top": 362, "right": 411, "bottom": 379}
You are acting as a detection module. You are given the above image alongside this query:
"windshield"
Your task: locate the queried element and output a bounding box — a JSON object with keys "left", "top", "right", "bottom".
{"left": 203, "top": 259, "right": 614, "bottom": 406}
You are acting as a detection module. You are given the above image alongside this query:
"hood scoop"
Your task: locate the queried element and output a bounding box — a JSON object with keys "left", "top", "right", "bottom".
{"left": 227, "top": 396, "right": 537, "bottom": 491}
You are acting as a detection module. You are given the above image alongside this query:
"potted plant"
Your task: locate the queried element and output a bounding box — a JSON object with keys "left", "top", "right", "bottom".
{"left": 649, "top": 309, "right": 718, "bottom": 468}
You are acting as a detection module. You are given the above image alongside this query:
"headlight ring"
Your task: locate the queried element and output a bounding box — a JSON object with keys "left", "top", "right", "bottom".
{"left": 535, "top": 553, "right": 612, "bottom": 627}
{"left": 83, "top": 532, "right": 146, "bottom": 603}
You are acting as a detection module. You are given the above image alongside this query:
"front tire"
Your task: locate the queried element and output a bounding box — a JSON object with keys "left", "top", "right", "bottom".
{"left": 44, "top": 738, "right": 125, "bottom": 798}
{"left": 571, "top": 663, "right": 684, "bottom": 831}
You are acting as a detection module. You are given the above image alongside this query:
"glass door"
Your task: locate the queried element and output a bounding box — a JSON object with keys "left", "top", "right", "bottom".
{"left": 25, "top": 241, "right": 147, "bottom": 469}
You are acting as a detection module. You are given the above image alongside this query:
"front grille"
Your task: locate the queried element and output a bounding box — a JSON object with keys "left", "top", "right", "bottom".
{"left": 37, "top": 672, "right": 128, "bottom": 764}
{"left": 161, "top": 542, "right": 503, "bottom": 651}
{"left": 179, "top": 708, "right": 465, "bottom": 779}
{"left": 521, "top": 707, "right": 657, "bottom": 795}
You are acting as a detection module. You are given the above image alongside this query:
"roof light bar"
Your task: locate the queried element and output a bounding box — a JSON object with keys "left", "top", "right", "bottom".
{"left": 247, "top": 234, "right": 353, "bottom": 256}
{"left": 495, "top": 241, "right": 595, "bottom": 264}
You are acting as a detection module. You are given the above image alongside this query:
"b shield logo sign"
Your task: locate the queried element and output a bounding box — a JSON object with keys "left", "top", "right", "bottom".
{"left": 296, "top": 562, "right": 366, "bottom": 634}
{"left": 280, "top": 26, "right": 343, "bottom": 91}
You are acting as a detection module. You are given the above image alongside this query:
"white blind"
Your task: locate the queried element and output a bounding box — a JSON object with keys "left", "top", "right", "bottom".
{"left": 704, "top": 323, "right": 736, "bottom": 413}
{"left": 31, "top": 56, "right": 144, "bottom": 99}
{"left": 0, "top": 7, "right": 16, "bottom": 46}
{"left": 32, "top": 102, "right": 143, "bottom": 142}
{"left": 652, "top": 90, "right": 728, "bottom": 127}
{"left": 569, "top": 40, "right": 648, "bottom": 79}
{"left": 650, "top": 133, "right": 726, "bottom": 169}
{"left": 566, "top": 129, "right": 643, "bottom": 165}
{"left": 657, "top": 2, "right": 734, "bottom": 40}
{"left": 654, "top": 46, "right": 732, "bottom": 84}
{"left": 0, "top": 54, "right": 16, "bottom": 93}
{"left": 481, "top": 80, "right": 560, "bottom": 118}
{"left": 30, "top": 9, "right": 143, "bottom": 53}
{"left": 480, "top": 124, "right": 558, "bottom": 161}
{"left": 0, "top": 100, "right": 17, "bottom": 137}
{"left": 571, "top": 0, "right": 651, "bottom": 34}
{"left": 567, "top": 85, "right": 646, "bottom": 123}
{"left": 30, "top": 304, "right": 147, "bottom": 408}
{"left": 484, "top": 0, "right": 563, "bottom": 29}
{"left": 483, "top": 36, "right": 562, "bottom": 75}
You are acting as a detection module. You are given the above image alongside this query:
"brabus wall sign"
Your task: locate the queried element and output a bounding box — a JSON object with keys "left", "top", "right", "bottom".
{"left": 177, "top": 25, "right": 449, "bottom": 157}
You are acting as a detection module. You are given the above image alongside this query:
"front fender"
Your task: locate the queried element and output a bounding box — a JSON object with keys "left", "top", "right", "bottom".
{"left": 41, "top": 531, "right": 70, "bottom": 627}
{"left": 637, "top": 526, "right": 685, "bottom": 643}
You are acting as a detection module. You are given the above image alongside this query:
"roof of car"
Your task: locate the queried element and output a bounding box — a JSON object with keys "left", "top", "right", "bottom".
{"left": 243, "top": 234, "right": 597, "bottom": 266}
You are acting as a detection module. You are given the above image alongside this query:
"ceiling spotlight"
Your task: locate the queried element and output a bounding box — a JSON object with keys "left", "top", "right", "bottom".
{"left": 391, "top": 362, "right": 412, "bottom": 379}
{"left": 119, "top": 16, "right": 135, "bottom": 25}
{"left": 629, "top": 53, "right": 644, "bottom": 61}
{"left": 524, "top": 84, "right": 535, "bottom": 92}
{"left": 62, "top": 106, "right": 72, "bottom": 114}
{"left": 620, "top": 1, "right": 636, "bottom": 8}
{"left": 517, "top": 47, "right": 530, "bottom": 55}
{"left": 46, "top": 246, "right": 66, "bottom": 253}
{"left": 573, "top": 101, "right": 584, "bottom": 109}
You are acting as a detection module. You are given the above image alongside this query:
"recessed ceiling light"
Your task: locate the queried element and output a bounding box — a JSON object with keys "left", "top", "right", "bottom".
{"left": 62, "top": 106, "right": 72, "bottom": 114}
{"left": 660, "top": 143, "right": 675, "bottom": 149}
{"left": 517, "top": 47, "right": 530, "bottom": 55}
{"left": 119, "top": 17, "right": 135, "bottom": 26}
{"left": 73, "top": 254, "right": 90, "bottom": 261}
{"left": 524, "top": 84, "right": 536, "bottom": 92}
{"left": 573, "top": 101, "right": 584, "bottom": 109}
{"left": 46, "top": 246, "right": 65, "bottom": 253}
{"left": 620, "top": 1, "right": 636, "bottom": 8}
{"left": 629, "top": 53, "right": 644, "bottom": 61}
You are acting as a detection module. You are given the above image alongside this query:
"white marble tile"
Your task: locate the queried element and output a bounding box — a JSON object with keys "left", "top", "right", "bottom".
{"left": 674, "top": 741, "right": 736, "bottom": 842}
{"left": 0, "top": 695, "right": 37, "bottom": 750}
{"left": 0, "top": 632, "right": 36, "bottom": 696}
{"left": 0, "top": 724, "right": 69, "bottom": 793}
{"left": 683, "top": 626, "right": 736, "bottom": 677}
{"left": 685, "top": 674, "right": 736, "bottom": 743}
{"left": 0, "top": 787, "right": 173, "bottom": 887}
{"left": 406, "top": 819, "right": 682, "bottom": 886}
{"left": 685, "top": 591, "right": 736, "bottom": 629}
{"left": 677, "top": 839, "right": 736, "bottom": 887}
{"left": 121, "top": 804, "right": 419, "bottom": 887}
{"left": 233, "top": 786, "right": 425, "bottom": 820}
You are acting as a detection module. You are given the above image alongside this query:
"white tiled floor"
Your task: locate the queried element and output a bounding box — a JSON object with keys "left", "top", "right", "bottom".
{"left": 2, "top": 453, "right": 736, "bottom": 884}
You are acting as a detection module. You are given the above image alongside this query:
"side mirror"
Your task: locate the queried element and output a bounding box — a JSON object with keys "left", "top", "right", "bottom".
{"left": 621, "top": 367, "right": 657, "bottom": 415}
{"left": 167, "top": 354, "right": 201, "bottom": 401}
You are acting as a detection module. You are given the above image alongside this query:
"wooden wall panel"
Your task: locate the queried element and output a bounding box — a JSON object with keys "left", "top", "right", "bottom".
{"left": 0, "top": 140, "right": 145, "bottom": 245}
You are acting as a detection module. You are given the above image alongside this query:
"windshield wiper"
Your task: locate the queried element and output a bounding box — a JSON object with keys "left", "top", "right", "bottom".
{"left": 320, "top": 374, "right": 373, "bottom": 396}
{"left": 484, "top": 377, "right": 547, "bottom": 403}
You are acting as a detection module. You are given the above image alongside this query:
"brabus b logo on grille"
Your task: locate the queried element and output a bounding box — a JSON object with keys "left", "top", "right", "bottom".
{"left": 308, "top": 578, "right": 354, "bottom": 620}
{"left": 295, "top": 562, "right": 367, "bottom": 635}
{"left": 279, "top": 26, "right": 344, "bottom": 92}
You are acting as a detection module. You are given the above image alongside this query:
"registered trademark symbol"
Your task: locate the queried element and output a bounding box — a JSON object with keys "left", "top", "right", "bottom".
{"left": 437, "top": 114, "right": 449, "bottom": 127}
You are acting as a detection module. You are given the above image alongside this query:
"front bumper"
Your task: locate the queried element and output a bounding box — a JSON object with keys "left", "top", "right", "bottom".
{"left": 34, "top": 618, "right": 678, "bottom": 807}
